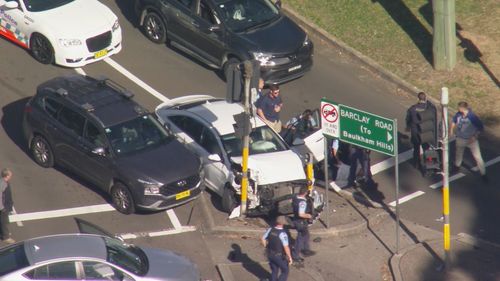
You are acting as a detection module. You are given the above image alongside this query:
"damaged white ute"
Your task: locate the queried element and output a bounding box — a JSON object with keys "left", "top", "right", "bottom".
{"left": 155, "top": 95, "right": 318, "bottom": 215}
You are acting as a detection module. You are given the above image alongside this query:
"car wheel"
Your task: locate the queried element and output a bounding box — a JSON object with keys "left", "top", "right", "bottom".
{"left": 31, "top": 135, "right": 54, "bottom": 168}
{"left": 223, "top": 57, "right": 241, "bottom": 81}
{"left": 111, "top": 183, "right": 135, "bottom": 215}
{"left": 143, "top": 12, "right": 167, "bottom": 44}
{"left": 30, "top": 33, "right": 54, "bottom": 64}
{"left": 222, "top": 186, "right": 237, "bottom": 213}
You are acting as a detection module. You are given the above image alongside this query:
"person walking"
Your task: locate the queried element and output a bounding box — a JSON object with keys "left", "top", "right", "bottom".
{"left": 450, "top": 102, "right": 488, "bottom": 182}
{"left": 405, "top": 92, "right": 437, "bottom": 169}
{"left": 257, "top": 84, "right": 283, "bottom": 133}
{"left": 261, "top": 216, "right": 293, "bottom": 281}
{"left": 0, "top": 168, "right": 15, "bottom": 244}
{"left": 291, "top": 186, "right": 315, "bottom": 263}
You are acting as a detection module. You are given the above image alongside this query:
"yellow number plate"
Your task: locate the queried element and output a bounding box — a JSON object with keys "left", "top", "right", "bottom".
{"left": 175, "top": 190, "right": 191, "bottom": 200}
{"left": 94, "top": 49, "right": 108, "bottom": 59}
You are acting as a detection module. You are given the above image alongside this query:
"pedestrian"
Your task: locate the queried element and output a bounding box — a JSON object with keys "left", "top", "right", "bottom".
{"left": 292, "top": 186, "right": 315, "bottom": 263}
{"left": 0, "top": 168, "right": 15, "bottom": 244}
{"left": 261, "top": 215, "right": 293, "bottom": 281}
{"left": 257, "top": 84, "right": 283, "bottom": 133}
{"left": 405, "top": 92, "right": 437, "bottom": 169}
{"left": 450, "top": 101, "right": 488, "bottom": 182}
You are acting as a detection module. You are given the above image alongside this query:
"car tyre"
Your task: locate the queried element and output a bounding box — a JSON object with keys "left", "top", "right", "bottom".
{"left": 143, "top": 11, "right": 167, "bottom": 44}
{"left": 223, "top": 57, "right": 241, "bottom": 82}
{"left": 30, "top": 33, "right": 54, "bottom": 64}
{"left": 31, "top": 135, "right": 54, "bottom": 168}
{"left": 111, "top": 183, "right": 136, "bottom": 215}
{"left": 222, "top": 186, "right": 237, "bottom": 213}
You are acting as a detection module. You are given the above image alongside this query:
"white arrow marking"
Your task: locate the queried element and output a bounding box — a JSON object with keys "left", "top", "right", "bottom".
{"left": 387, "top": 131, "right": 393, "bottom": 142}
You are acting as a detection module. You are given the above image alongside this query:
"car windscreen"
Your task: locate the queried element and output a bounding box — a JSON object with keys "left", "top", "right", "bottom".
{"left": 23, "top": 0, "right": 75, "bottom": 12}
{"left": 0, "top": 244, "right": 29, "bottom": 276}
{"left": 104, "top": 237, "right": 148, "bottom": 276}
{"left": 215, "top": 0, "right": 280, "bottom": 32}
{"left": 221, "top": 125, "right": 287, "bottom": 158}
{"left": 105, "top": 114, "right": 170, "bottom": 156}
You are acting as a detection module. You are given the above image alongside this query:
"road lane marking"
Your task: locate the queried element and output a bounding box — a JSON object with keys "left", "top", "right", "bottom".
{"left": 74, "top": 68, "right": 86, "bottom": 75}
{"left": 120, "top": 226, "right": 197, "bottom": 240}
{"left": 11, "top": 207, "right": 23, "bottom": 227}
{"left": 103, "top": 57, "right": 169, "bottom": 102}
{"left": 9, "top": 204, "right": 115, "bottom": 222}
{"left": 388, "top": 191, "right": 425, "bottom": 207}
{"left": 429, "top": 155, "right": 500, "bottom": 189}
{"left": 371, "top": 149, "right": 413, "bottom": 175}
{"left": 166, "top": 209, "right": 182, "bottom": 230}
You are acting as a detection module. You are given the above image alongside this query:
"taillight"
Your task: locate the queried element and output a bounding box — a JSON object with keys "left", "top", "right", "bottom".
{"left": 24, "top": 105, "right": 32, "bottom": 113}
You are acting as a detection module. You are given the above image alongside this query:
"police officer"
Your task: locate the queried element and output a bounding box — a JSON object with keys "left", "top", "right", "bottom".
{"left": 292, "top": 186, "right": 315, "bottom": 262}
{"left": 261, "top": 216, "right": 293, "bottom": 281}
{"left": 405, "top": 92, "right": 436, "bottom": 169}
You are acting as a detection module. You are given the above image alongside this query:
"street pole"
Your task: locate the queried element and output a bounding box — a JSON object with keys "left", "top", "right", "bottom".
{"left": 441, "top": 87, "right": 451, "bottom": 267}
{"left": 394, "top": 119, "right": 400, "bottom": 254}
{"left": 432, "top": 0, "right": 456, "bottom": 70}
{"left": 239, "top": 61, "right": 253, "bottom": 216}
{"left": 306, "top": 153, "right": 314, "bottom": 192}
{"left": 324, "top": 137, "right": 329, "bottom": 228}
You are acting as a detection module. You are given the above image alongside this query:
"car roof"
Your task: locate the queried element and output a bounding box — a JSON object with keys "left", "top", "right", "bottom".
{"left": 23, "top": 234, "right": 107, "bottom": 265}
{"left": 37, "top": 75, "right": 148, "bottom": 127}
{"left": 157, "top": 96, "right": 266, "bottom": 136}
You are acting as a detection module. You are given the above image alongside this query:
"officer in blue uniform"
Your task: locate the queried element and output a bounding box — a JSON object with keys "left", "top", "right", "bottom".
{"left": 261, "top": 216, "right": 293, "bottom": 281}
{"left": 292, "top": 186, "right": 316, "bottom": 262}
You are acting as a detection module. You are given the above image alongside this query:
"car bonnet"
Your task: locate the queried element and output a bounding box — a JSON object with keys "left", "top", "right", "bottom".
{"left": 141, "top": 247, "right": 200, "bottom": 281}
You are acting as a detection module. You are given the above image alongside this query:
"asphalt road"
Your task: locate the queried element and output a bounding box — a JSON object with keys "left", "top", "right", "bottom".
{"left": 0, "top": 1, "right": 499, "bottom": 280}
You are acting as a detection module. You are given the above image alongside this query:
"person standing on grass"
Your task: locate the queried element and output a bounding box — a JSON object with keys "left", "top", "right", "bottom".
{"left": 450, "top": 101, "right": 488, "bottom": 182}
{"left": 0, "top": 168, "right": 15, "bottom": 244}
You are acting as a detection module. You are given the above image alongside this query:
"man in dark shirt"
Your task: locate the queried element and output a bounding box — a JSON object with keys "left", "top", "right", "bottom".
{"left": 0, "top": 168, "right": 14, "bottom": 244}
{"left": 257, "top": 84, "right": 283, "bottom": 133}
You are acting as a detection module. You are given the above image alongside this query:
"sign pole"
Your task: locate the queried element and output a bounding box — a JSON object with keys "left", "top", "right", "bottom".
{"left": 324, "top": 137, "right": 330, "bottom": 228}
{"left": 394, "top": 119, "right": 400, "bottom": 254}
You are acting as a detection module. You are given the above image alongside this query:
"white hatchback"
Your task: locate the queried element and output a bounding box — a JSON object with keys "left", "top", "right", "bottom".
{"left": 0, "top": 0, "right": 122, "bottom": 67}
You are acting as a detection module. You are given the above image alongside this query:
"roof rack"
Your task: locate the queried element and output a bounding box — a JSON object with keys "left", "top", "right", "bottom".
{"left": 56, "top": 88, "right": 68, "bottom": 96}
{"left": 96, "top": 76, "right": 134, "bottom": 99}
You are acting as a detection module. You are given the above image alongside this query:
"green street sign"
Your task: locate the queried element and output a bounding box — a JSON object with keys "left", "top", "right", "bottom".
{"left": 339, "top": 104, "right": 395, "bottom": 156}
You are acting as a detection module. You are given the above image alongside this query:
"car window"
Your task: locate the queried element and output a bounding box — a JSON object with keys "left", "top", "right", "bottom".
{"left": 200, "top": 128, "right": 221, "bottom": 155}
{"left": 57, "top": 107, "right": 85, "bottom": 137}
{"left": 169, "top": 115, "right": 204, "bottom": 143}
{"left": 22, "top": 0, "right": 76, "bottom": 12}
{"left": 44, "top": 98, "right": 63, "bottom": 119}
{"left": 85, "top": 121, "right": 106, "bottom": 147}
{"left": 82, "top": 261, "right": 132, "bottom": 281}
{"left": 221, "top": 125, "right": 288, "bottom": 157}
{"left": 175, "top": 0, "right": 192, "bottom": 9}
{"left": 215, "top": 0, "right": 279, "bottom": 32}
{"left": 104, "top": 237, "right": 148, "bottom": 276}
{"left": 25, "top": 261, "right": 78, "bottom": 280}
{"left": 0, "top": 244, "right": 29, "bottom": 276}
{"left": 199, "top": 0, "right": 216, "bottom": 24}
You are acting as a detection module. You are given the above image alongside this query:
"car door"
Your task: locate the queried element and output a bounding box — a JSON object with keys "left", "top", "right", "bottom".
{"left": 0, "top": 0, "right": 30, "bottom": 48}
{"left": 167, "top": 115, "right": 228, "bottom": 195}
{"left": 162, "top": 0, "right": 199, "bottom": 48}
{"left": 53, "top": 106, "right": 87, "bottom": 173}
{"left": 74, "top": 217, "right": 121, "bottom": 240}
{"left": 290, "top": 109, "right": 325, "bottom": 162}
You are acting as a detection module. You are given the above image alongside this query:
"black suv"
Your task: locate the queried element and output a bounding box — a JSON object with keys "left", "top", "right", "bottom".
{"left": 134, "top": 0, "right": 313, "bottom": 84}
{"left": 22, "top": 75, "right": 203, "bottom": 214}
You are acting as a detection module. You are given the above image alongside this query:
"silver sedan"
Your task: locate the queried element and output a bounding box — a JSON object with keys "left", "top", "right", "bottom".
{"left": 0, "top": 233, "right": 200, "bottom": 280}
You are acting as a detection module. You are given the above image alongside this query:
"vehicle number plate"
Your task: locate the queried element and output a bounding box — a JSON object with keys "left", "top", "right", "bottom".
{"left": 94, "top": 49, "right": 108, "bottom": 59}
{"left": 175, "top": 190, "right": 191, "bottom": 200}
{"left": 288, "top": 65, "right": 302, "bottom": 72}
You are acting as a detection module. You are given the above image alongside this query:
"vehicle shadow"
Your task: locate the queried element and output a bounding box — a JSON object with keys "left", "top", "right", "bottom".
{"left": 114, "top": 0, "right": 139, "bottom": 28}
{"left": 1, "top": 97, "right": 31, "bottom": 156}
{"left": 371, "top": 0, "right": 433, "bottom": 64}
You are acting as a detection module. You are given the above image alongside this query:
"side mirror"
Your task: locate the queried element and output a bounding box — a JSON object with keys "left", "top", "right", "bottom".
{"left": 92, "top": 147, "right": 106, "bottom": 156}
{"left": 208, "top": 25, "right": 221, "bottom": 32}
{"left": 292, "top": 138, "right": 305, "bottom": 146}
{"left": 3, "top": 1, "right": 19, "bottom": 9}
{"left": 274, "top": 0, "right": 282, "bottom": 9}
{"left": 207, "top": 154, "right": 221, "bottom": 162}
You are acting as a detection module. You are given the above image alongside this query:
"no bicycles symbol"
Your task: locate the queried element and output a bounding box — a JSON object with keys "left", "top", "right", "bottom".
{"left": 321, "top": 103, "right": 338, "bottom": 123}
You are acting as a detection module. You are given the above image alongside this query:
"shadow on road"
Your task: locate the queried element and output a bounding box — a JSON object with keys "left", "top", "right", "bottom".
{"left": 1, "top": 97, "right": 31, "bottom": 156}
{"left": 228, "top": 243, "right": 270, "bottom": 280}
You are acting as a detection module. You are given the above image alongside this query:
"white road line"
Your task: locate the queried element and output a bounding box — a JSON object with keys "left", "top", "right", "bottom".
{"left": 371, "top": 149, "right": 413, "bottom": 175}
{"left": 74, "top": 68, "right": 86, "bottom": 75}
{"left": 166, "top": 209, "right": 182, "bottom": 230}
{"left": 430, "top": 155, "right": 500, "bottom": 189}
{"left": 388, "top": 191, "right": 425, "bottom": 207}
{"left": 120, "top": 226, "right": 197, "bottom": 240}
{"left": 11, "top": 207, "right": 23, "bottom": 227}
{"left": 9, "top": 204, "right": 115, "bottom": 223}
{"left": 103, "top": 58, "right": 169, "bottom": 102}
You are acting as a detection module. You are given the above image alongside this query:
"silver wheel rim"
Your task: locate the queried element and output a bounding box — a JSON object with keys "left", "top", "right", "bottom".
{"left": 34, "top": 139, "right": 49, "bottom": 164}
{"left": 145, "top": 15, "right": 163, "bottom": 41}
{"left": 113, "top": 188, "right": 129, "bottom": 211}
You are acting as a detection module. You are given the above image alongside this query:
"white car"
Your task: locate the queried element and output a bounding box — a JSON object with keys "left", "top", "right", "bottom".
{"left": 155, "top": 95, "right": 309, "bottom": 215}
{"left": 0, "top": 0, "right": 122, "bottom": 67}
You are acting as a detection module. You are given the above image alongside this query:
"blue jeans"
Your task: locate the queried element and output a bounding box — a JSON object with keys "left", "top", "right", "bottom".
{"left": 269, "top": 254, "right": 289, "bottom": 281}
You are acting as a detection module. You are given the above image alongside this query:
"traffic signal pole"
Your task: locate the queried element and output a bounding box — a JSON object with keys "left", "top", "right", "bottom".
{"left": 441, "top": 87, "right": 451, "bottom": 267}
{"left": 239, "top": 61, "right": 253, "bottom": 216}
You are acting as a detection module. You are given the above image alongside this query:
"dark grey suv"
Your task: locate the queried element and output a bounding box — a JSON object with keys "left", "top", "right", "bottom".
{"left": 134, "top": 0, "right": 313, "bottom": 84}
{"left": 22, "top": 75, "right": 203, "bottom": 214}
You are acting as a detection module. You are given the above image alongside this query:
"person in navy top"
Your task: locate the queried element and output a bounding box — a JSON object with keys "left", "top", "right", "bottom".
{"left": 257, "top": 84, "right": 283, "bottom": 133}
{"left": 451, "top": 101, "right": 487, "bottom": 182}
{"left": 261, "top": 216, "right": 292, "bottom": 281}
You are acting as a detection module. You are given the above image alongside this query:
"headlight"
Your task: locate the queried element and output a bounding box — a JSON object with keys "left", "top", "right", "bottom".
{"left": 138, "top": 179, "right": 162, "bottom": 195}
{"left": 303, "top": 35, "right": 311, "bottom": 47}
{"left": 252, "top": 52, "right": 275, "bottom": 66}
{"left": 112, "top": 19, "right": 120, "bottom": 32}
{"left": 58, "top": 38, "right": 82, "bottom": 47}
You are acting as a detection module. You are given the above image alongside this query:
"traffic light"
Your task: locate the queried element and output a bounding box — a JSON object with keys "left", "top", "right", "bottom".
{"left": 233, "top": 112, "right": 251, "bottom": 138}
{"left": 225, "top": 60, "right": 260, "bottom": 105}
{"left": 416, "top": 106, "right": 438, "bottom": 147}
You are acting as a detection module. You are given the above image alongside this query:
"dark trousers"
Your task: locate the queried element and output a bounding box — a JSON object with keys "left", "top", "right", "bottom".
{"left": 348, "top": 150, "right": 374, "bottom": 186}
{"left": 269, "top": 254, "right": 289, "bottom": 281}
{"left": 293, "top": 223, "right": 310, "bottom": 258}
{"left": 0, "top": 209, "right": 10, "bottom": 240}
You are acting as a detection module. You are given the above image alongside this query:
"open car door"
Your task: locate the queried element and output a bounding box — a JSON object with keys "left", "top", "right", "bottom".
{"left": 74, "top": 217, "right": 123, "bottom": 241}
{"left": 287, "top": 109, "right": 325, "bottom": 163}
